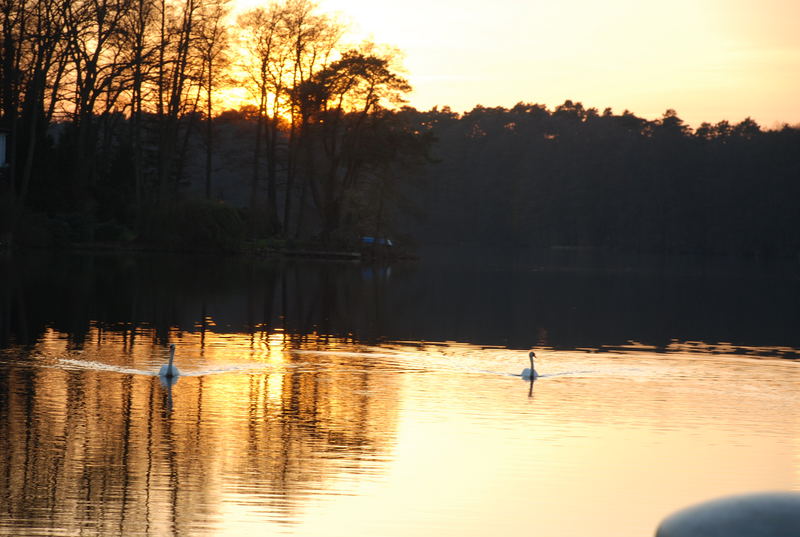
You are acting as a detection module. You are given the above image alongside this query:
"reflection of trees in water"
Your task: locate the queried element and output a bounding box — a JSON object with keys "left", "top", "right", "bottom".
{"left": 0, "top": 335, "right": 399, "bottom": 536}
{"left": 0, "top": 251, "right": 393, "bottom": 349}
{"left": 1, "top": 249, "right": 799, "bottom": 365}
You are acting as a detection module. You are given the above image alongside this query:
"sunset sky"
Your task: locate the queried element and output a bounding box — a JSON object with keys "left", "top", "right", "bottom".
{"left": 250, "top": 0, "right": 800, "bottom": 128}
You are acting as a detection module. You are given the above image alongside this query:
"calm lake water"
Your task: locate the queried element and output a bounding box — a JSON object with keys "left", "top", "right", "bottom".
{"left": 1, "top": 250, "right": 798, "bottom": 537}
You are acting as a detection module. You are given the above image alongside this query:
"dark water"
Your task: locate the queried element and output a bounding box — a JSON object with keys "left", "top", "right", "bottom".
{"left": 0, "top": 250, "right": 798, "bottom": 537}
{"left": 2, "top": 249, "right": 798, "bottom": 355}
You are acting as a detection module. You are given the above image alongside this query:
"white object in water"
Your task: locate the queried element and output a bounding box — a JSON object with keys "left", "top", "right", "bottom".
{"left": 159, "top": 344, "right": 180, "bottom": 379}
{"left": 521, "top": 351, "right": 539, "bottom": 380}
{"left": 656, "top": 492, "right": 800, "bottom": 537}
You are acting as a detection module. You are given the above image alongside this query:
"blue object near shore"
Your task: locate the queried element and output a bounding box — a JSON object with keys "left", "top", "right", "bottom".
{"left": 361, "top": 236, "right": 393, "bottom": 247}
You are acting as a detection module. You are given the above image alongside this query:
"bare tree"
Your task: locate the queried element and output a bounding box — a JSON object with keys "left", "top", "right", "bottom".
{"left": 195, "top": 0, "right": 231, "bottom": 199}
{"left": 119, "top": 0, "right": 159, "bottom": 218}
{"left": 62, "top": 0, "right": 132, "bottom": 206}
{"left": 238, "top": 4, "right": 291, "bottom": 230}
{"left": 237, "top": 0, "right": 341, "bottom": 234}
{"left": 0, "top": 0, "right": 70, "bottom": 243}
{"left": 282, "top": 0, "right": 340, "bottom": 235}
{"left": 237, "top": 2, "right": 292, "bottom": 231}
{"left": 154, "top": 0, "right": 203, "bottom": 203}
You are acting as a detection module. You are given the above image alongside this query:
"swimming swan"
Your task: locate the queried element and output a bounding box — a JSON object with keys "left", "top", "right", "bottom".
{"left": 521, "top": 351, "right": 539, "bottom": 380}
{"left": 159, "top": 344, "right": 180, "bottom": 379}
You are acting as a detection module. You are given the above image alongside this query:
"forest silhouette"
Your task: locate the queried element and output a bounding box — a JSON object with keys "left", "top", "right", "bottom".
{"left": 1, "top": 0, "right": 798, "bottom": 258}
{"left": 406, "top": 103, "right": 800, "bottom": 258}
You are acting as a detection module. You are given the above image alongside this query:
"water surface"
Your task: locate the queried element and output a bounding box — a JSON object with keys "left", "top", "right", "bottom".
{"left": 0, "top": 252, "right": 798, "bottom": 537}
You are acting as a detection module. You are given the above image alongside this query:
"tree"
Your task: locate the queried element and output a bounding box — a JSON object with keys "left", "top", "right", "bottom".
{"left": 237, "top": 0, "right": 341, "bottom": 234}
{"left": 154, "top": 0, "right": 203, "bottom": 203}
{"left": 294, "top": 48, "right": 412, "bottom": 238}
{"left": 119, "top": 0, "right": 159, "bottom": 219}
{"left": 237, "top": 2, "right": 292, "bottom": 229}
{"left": 0, "top": 0, "right": 70, "bottom": 243}
{"left": 195, "top": 0, "right": 231, "bottom": 199}
{"left": 62, "top": 0, "right": 132, "bottom": 210}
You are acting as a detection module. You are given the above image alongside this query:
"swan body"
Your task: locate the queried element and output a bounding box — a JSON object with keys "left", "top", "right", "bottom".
{"left": 159, "top": 344, "right": 180, "bottom": 378}
{"left": 521, "top": 351, "right": 539, "bottom": 380}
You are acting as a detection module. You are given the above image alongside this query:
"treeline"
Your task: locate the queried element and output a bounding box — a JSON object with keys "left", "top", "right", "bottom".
{"left": 404, "top": 102, "right": 800, "bottom": 258}
{"left": 2, "top": 0, "right": 798, "bottom": 258}
{"left": 0, "top": 0, "right": 430, "bottom": 250}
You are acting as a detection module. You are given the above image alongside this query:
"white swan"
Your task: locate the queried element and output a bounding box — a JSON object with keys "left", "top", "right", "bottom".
{"left": 159, "top": 344, "right": 180, "bottom": 379}
{"left": 521, "top": 351, "right": 539, "bottom": 380}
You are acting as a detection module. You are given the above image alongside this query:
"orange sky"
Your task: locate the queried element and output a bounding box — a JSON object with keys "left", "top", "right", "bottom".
{"left": 236, "top": 0, "right": 800, "bottom": 128}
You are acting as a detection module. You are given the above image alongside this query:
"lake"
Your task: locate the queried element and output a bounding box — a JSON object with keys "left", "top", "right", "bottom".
{"left": 1, "top": 250, "right": 798, "bottom": 537}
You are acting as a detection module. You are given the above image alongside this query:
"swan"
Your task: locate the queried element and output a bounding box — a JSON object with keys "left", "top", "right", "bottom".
{"left": 521, "top": 351, "right": 539, "bottom": 380}
{"left": 159, "top": 344, "right": 180, "bottom": 379}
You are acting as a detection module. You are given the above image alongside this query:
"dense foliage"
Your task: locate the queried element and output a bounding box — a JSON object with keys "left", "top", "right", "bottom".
{"left": 403, "top": 102, "right": 800, "bottom": 258}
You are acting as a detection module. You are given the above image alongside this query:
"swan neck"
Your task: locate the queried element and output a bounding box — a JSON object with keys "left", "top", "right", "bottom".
{"left": 168, "top": 347, "right": 175, "bottom": 369}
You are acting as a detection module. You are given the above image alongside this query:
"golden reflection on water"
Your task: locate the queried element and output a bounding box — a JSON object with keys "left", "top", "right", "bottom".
{"left": 0, "top": 327, "right": 400, "bottom": 536}
{"left": 0, "top": 329, "right": 798, "bottom": 537}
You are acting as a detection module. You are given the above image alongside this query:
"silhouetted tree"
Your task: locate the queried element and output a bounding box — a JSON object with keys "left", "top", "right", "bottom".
{"left": 293, "top": 48, "right": 412, "bottom": 239}
{"left": 0, "top": 0, "right": 69, "bottom": 243}
{"left": 195, "top": 0, "right": 231, "bottom": 200}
